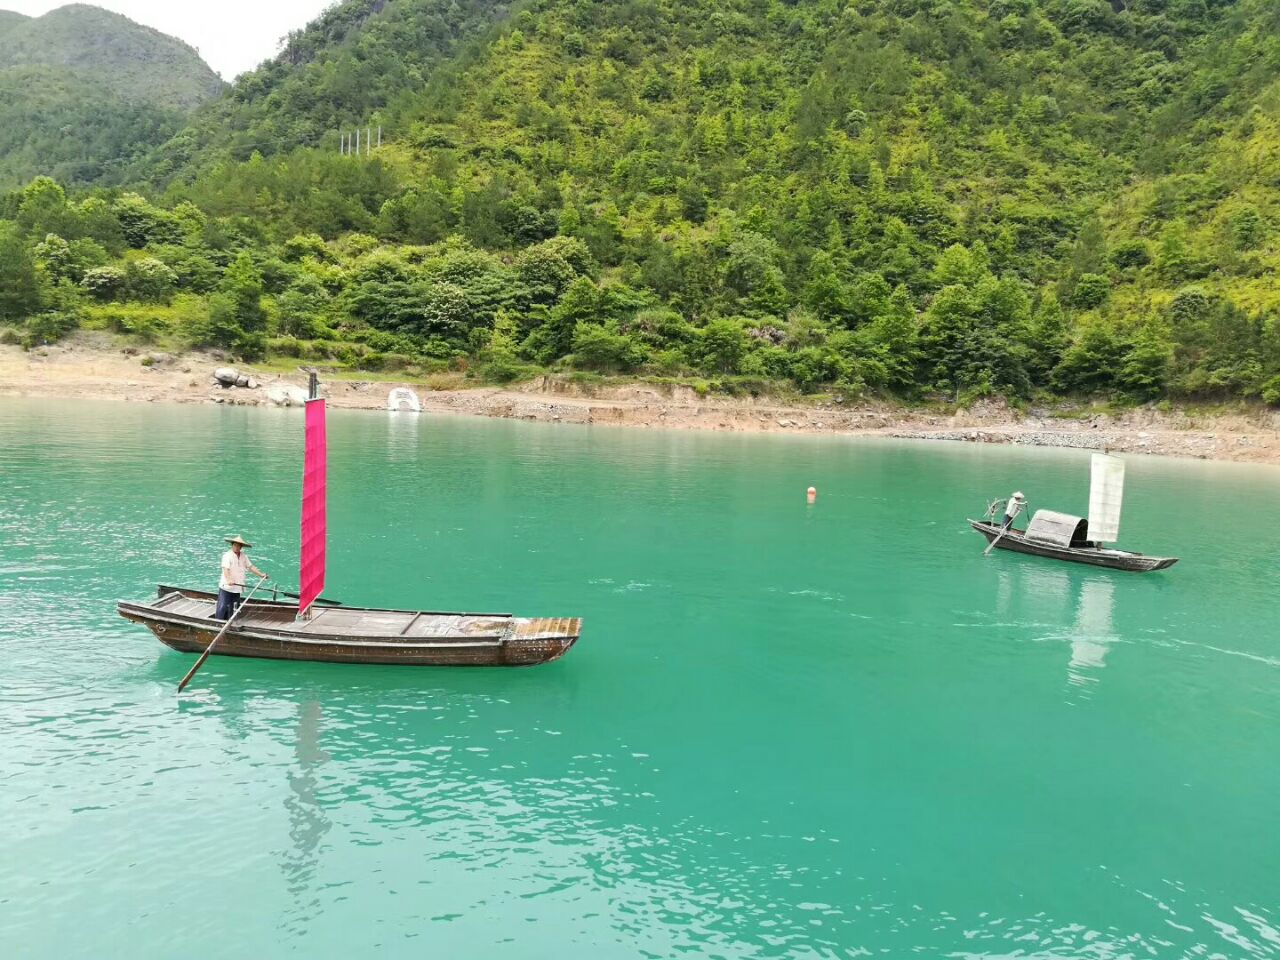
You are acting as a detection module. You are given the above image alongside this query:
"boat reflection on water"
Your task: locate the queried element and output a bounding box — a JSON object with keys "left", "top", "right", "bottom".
{"left": 994, "top": 565, "right": 1118, "bottom": 695}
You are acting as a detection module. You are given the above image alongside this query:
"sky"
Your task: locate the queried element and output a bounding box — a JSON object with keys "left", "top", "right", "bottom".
{"left": 1, "top": 0, "right": 335, "bottom": 79}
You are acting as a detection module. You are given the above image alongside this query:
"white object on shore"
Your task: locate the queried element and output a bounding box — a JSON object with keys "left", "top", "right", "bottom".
{"left": 388, "top": 388, "right": 422, "bottom": 413}
{"left": 266, "top": 385, "right": 309, "bottom": 407}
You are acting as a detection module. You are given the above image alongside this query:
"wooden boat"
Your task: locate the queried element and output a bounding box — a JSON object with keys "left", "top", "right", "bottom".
{"left": 117, "top": 374, "right": 583, "bottom": 672}
{"left": 119, "top": 586, "right": 580, "bottom": 667}
{"left": 970, "top": 453, "right": 1178, "bottom": 573}
{"left": 968, "top": 516, "right": 1178, "bottom": 572}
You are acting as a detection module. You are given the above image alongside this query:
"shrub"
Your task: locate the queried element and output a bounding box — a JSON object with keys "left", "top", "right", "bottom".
{"left": 571, "top": 321, "right": 647, "bottom": 373}
{"left": 268, "top": 336, "right": 303, "bottom": 358}
{"left": 1072, "top": 273, "right": 1111, "bottom": 308}
{"left": 81, "top": 266, "right": 128, "bottom": 302}
{"left": 1109, "top": 240, "right": 1150, "bottom": 269}
{"left": 699, "top": 318, "right": 749, "bottom": 374}
{"left": 112, "top": 194, "right": 182, "bottom": 248}
{"left": 126, "top": 257, "right": 178, "bottom": 304}
{"left": 23, "top": 311, "right": 78, "bottom": 347}
{"left": 282, "top": 233, "right": 331, "bottom": 262}
{"left": 1261, "top": 375, "right": 1280, "bottom": 407}
{"left": 101, "top": 306, "right": 167, "bottom": 341}
{"left": 787, "top": 346, "right": 848, "bottom": 392}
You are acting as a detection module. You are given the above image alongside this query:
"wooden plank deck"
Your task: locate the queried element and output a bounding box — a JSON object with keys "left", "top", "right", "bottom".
{"left": 147, "top": 590, "right": 579, "bottom": 641}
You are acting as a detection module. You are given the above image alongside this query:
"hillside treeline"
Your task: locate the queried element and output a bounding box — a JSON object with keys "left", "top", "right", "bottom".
{"left": 2, "top": 0, "right": 1278, "bottom": 404}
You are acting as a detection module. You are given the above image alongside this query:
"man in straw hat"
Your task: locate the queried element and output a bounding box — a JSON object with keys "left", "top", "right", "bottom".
{"left": 216, "top": 535, "right": 269, "bottom": 620}
{"left": 1000, "top": 491, "right": 1027, "bottom": 531}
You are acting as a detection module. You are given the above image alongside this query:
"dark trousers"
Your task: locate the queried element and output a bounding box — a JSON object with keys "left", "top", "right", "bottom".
{"left": 214, "top": 589, "right": 243, "bottom": 621}
{"left": 1001, "top": 514, "right": 1017, "bottom": 530}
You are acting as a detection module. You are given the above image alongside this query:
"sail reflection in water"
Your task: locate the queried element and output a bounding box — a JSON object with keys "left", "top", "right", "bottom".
{"left": 993, "top": 564, "right": 1118, "bottom": 695}
{"left": 282, "top": 700, "right": 332, "bottom": 938}
{"left": 1068, "top": 578, "right": 1116, "bottom": 688}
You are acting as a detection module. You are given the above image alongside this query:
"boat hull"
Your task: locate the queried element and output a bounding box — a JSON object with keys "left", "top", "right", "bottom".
{"left": 969, "top": 521, "right": 1178, "bottom": 572}
{"left": 118, "top": 587, "right": 580, "bottom": 667}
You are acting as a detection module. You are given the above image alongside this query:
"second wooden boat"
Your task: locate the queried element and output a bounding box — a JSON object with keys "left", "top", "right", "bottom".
{"left": 970, "top": 453, "right": 1179, "bottom": 573}
{"left": 968, "top": 516, "right": 1178, "bottom": 572}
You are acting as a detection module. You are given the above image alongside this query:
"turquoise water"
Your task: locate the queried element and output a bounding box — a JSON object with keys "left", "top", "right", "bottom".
{"left": 1, "top": 398, "right": 1277, "bottom": 959}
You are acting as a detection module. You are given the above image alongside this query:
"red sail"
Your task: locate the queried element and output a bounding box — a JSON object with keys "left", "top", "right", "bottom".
{"left": 298, "top": 398, "right": 327, "bottom": 615}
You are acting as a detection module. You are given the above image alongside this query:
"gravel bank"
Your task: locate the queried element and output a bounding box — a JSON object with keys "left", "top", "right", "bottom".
{"left": 3, "top": 338, "right": 1278, "bottom": 466}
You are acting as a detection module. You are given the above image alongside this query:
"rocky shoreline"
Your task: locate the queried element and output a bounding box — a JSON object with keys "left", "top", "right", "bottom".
{"left": 3, "top": 338, "right": 1279, "bottom": 466}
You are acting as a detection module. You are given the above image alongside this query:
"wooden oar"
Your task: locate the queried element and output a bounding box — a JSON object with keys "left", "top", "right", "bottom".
{"left": 984, "top": 503, "right": 1026, "bottom": 556}
{"left": 177, "top": 576, "right": 268, "bottom": 693}
{"left": 984, "top": 522, "right": 1013, "bottom": 556}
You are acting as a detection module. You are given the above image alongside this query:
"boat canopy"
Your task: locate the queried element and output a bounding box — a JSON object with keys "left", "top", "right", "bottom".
{"left": 1025, "top": 510, "right": 1090, "bottom": 548}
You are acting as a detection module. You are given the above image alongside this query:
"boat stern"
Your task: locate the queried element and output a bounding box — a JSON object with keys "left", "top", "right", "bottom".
{"left": 503, "top": 617, "right": 583, "bottom": 666}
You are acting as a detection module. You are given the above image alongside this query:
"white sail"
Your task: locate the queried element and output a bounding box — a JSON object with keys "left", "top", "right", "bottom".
{"left": 1088, "top": 454, "right": 1125, "bottom": 543}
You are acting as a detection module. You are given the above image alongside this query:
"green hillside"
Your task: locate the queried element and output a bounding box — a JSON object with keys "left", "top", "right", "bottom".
{"left": 0, "top": 4, "right": 225, "bottom": 188}
{"left": 146, "top": 0, "right": 513, "bottom": 181}
{"left": 5, "top": 0, "right": 1280, "bottom": 405}
{"left": 0, "top": 4, "right": 224, "bottom": 109}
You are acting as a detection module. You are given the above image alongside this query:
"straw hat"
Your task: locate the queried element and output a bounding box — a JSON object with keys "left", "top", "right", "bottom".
{"left": 1012, "top": 491, "right": 1026, "bottom": 500}
{"left": 225, "top": 535, "right": 254, "bottom": 548}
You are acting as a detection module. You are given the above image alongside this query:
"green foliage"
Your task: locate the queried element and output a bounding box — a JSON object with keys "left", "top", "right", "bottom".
{"left": 2, "top": 0, "right": 1279, "bottom": 400}
{"left": 571, "top": 322, "right": 647, "bottom": 373}
{"left": 113, "top": 194, "right": 182, "bottom": 248}
{"left": 1072, "top": 274, "right": 1111, "bottom": 309}
{"left": 699, "top": 318, "right": 749, "bottom": 375}
{"left": 125, "top": 257, "right": 178, "bottom": 304}
{"left": 81, "top": 266, "right": 128, "bottom": 302}
{"left": 0, "top": 221, "right": 42, "bottom": 321}
{"left": 23, "top": 309, "right": 78, "bottom": 347}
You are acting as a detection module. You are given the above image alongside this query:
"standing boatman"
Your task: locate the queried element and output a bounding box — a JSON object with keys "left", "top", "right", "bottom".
{"left": 1000, "top": 491, "right": 1027, "bottom": 530}
{"left": 216, "top": 535, "right": 268, "bottom": 620}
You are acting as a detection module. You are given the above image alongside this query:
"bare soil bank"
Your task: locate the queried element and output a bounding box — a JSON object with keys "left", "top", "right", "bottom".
{"left": 4, "top": 337, "right": 1279, "bottom": 465}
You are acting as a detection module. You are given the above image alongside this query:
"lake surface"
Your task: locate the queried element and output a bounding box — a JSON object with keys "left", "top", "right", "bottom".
{"left": 1, "top": 397, "right": 1277, "bottom": 959}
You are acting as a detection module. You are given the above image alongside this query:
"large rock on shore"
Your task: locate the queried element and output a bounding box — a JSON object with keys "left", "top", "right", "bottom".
{"left": 213, "top": 367, "right": 238, "bottom": 386}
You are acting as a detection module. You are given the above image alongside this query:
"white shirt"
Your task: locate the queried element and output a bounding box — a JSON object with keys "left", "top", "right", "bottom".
{"left": 220, "top": 549, "right": 251, "bottom": 593}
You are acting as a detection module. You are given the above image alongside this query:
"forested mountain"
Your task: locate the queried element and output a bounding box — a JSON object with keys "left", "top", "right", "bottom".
{"left": 145, "top": 0, "right": 512, "bottom": 181}
{"left": 0, "top": 4, "right": 224, "bottom": 187}
{"left": 4, "top": 0, "right": 1280, "bottom": 406}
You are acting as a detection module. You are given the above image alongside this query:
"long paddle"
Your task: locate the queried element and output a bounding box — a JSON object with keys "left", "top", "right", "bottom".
{"left": 178, "top": 575, "right": 268, "bottom": 693}
{"left": 984, "top": 523, "right": 1013, "bottom": 556}
{"left": 984, "top": 502, "right": 1026, "bottom": 556}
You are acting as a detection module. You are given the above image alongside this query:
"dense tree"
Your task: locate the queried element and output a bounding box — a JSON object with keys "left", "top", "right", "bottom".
{"left": 0, "top": 222, "right": 41, "bottom": 320}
